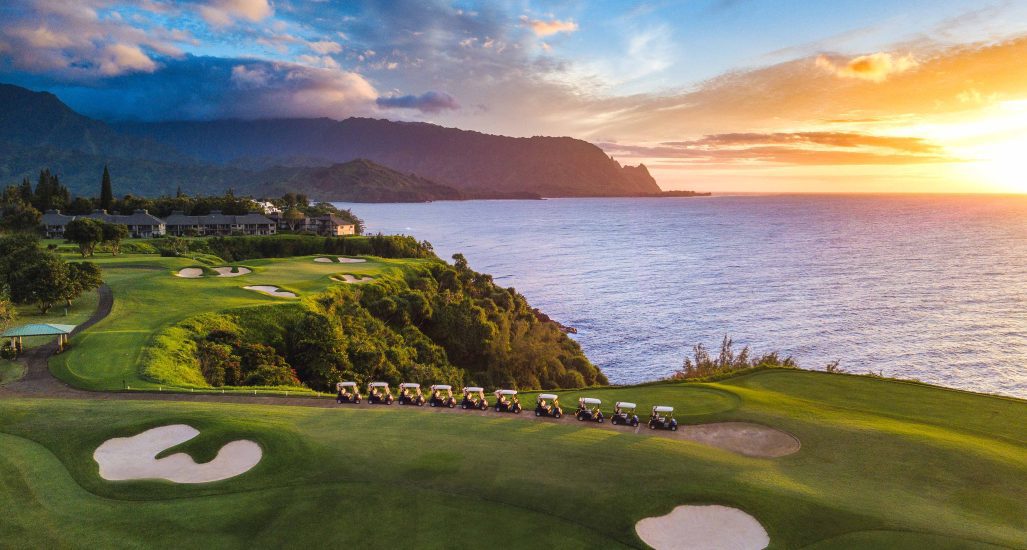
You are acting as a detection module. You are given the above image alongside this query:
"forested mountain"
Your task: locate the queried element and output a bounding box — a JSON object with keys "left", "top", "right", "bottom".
{"left": 0, "top": 83, "right": 661, "bottom": 198}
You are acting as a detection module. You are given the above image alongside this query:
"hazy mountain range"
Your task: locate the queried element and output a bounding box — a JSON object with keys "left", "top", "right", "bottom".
{"left": 0, "top": 83, "right": 661, "bottom": 202}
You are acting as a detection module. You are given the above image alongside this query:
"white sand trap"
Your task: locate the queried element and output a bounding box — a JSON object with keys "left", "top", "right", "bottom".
{"left": 213, "top": 267, "right": 252, "bottom": 277}
{"left": 636, "top": 505, "right": 769, "bottom": 550}
{"left": 93, "top": 424, "right": 261, "bottom": 484}
{"left": 314, "top": 257, "right": 334, "bottom": 263}
{"left": 176, "top": 268, "right": 203, "bottom": 278}
{"left": 244, "top": 285, "right": 297, "bottom": 298}
{"left": 338, "top": 274, "right": 374, "bottom": 283}
{"left": 337, "top": 257, "right": 366, "bottom": 263}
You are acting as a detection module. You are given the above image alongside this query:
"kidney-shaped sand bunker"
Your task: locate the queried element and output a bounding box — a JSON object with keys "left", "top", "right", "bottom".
{"left": 636, "top": 505, "right": 769, "bottom": 550}
{"left": 93, "top": 424, "right": 262, "bottom": 484}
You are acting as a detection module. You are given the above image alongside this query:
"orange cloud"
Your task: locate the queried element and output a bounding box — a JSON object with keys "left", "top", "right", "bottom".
{"left": 522, "top": 16, "right": 578, "bottom": 37}
{"left": 815, "top": 52, "right": 918, "bottom": 82}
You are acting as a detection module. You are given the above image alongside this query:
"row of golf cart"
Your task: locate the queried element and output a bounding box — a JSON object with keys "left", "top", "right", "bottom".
{"left": 335, "top": 382, "right": 679, "bottom": 430}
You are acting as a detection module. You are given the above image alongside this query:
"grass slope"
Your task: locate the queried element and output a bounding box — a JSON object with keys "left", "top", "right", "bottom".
{"left": 0, "top": 369, "right": 1024, "bottom": 549}
{"left": 48, "top": 253, "right": 424, "bottom": 391}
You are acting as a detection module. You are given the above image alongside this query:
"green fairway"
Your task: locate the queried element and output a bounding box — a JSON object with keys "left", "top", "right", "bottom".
{"left": 0, "top": 369, "right": 1024, "bottom": 549}
{"left": 48, "top": 253, "right": 425, "bottom": 391}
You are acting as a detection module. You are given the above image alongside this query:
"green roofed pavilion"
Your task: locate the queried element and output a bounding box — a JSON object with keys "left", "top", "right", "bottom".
{"left": 2, "top": 323, "right": 77, "bottom": 353}
{"left": 2, "top": 324, "right": 76, "bottom": 337}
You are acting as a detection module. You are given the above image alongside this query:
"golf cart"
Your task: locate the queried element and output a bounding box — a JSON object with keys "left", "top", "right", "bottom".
{"left": 429, "top": 384, "right": 457, "bottom": 408}
{"left": 648, "top": 405, "right": 678, "bottom": 431}
{"left": 494, "top": 389, "right": 522, "bottom": 413}
{"left": 335, "top": 381, "right": 361, "bottom": 404}
{"left": 534, "top": 393, "right": 563, "bottom": 418}
{"left": 397, "top": 383, "right": 426, "bottom": 406}
{"left": 610, "top": 401, "right": 640, "bottom": 427}
{"left": 367, "top": 382, "right": 394, "bottom": 405}
{"left": 575, "top": 397, "right": 604, "bottom": 423}
{"left": 461, "top": 387, "right": 489, "bottom": 410}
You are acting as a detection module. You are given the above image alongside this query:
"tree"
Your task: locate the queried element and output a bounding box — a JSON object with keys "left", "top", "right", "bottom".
{"left": 18, "top": 178, "right": 33, "bottom": 204}
{"left": 0, "top": 289, "right": 15, "bottom": 332}
{"left": 26, "top": 254, "right": 70, "bottom": 314}
{"left": 101, "top": 222, "right": 129, "bottom": 255}
{"left": 64, "top": 218, "right": 104, "bottom": 257}
{"left": 99, "top": 165, "right": 113, "bottom": 210}
{"left": 283, "top": 208, "right": 305, "bottom": 231}
{"left": 64, "top": 262, "right": 103, "bottom": 307}
{"left": 0, "top": 202, "right": 42, "bottom": 233}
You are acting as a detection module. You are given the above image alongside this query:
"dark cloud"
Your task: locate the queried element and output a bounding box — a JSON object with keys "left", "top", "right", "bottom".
{"left": 376, "top": 91, "right": 458, "bottom": 113}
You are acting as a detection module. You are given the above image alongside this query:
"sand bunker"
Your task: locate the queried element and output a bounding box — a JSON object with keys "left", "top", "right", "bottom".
{"left": 175, "top": 268, "right": 203, "bottom": 278}
{"left": 671, "top": 422, "right": 800, "bottom": 458}
{"left": 213, "top": 267, "right": 251, "bottom": 277}
{"left": 337, "top": 274, "right": 374, "bottom": 284}
{"left": 314, "top": 257, "right": 334, "bottom": 263}
{"left": 244, "top": 285, "right": 297, "bottom": 298}
{"left": 636, "top": 505, "right": 769, "bottom": 550}
{"left": 337, "top": 257, "right": 366, "bottom": 263}
{"left": 94, "top": 424, "right": 261, "bottom": 484}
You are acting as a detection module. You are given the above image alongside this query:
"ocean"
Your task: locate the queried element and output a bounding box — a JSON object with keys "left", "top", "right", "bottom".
{"left": 336, "top": 195, "right": 1027, "bottom": 399}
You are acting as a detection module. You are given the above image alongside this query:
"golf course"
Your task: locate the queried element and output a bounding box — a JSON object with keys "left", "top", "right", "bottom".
{"left": 1, "top": 242, "right": 1025, "bottom": 549}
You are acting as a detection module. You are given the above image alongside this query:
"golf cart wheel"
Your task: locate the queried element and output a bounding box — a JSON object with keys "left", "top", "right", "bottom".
{"left": 495, "top": 406, "right": 501, "bottom": 412}
{"left": 448, "top": 402, "right": 455, "bottom": 408}
{"left": 598, "top": 418, "right": 604, "bottom": 423}
{"left": 631, "top": 420, "right": 638, "bottom": 427}
{"left": 430, "top": 401, "right": 436, "bottom": 407}
{"left": 515, "top": 408, "right": 521, "bottom": 414}
{"left": 649, "top": 423, "right": 656, "bottom": 430}
{"left": 611, "top": 417, "right": 619, "bottom": 425}
{"left": 554, "top": 412, "right": 561, "bottom": 419}
{"left": 535, "top": 410, "right": 541, "bottom": 417}
{"left": 576, "top": 413, "right": 584, "bottom": 421}
{"left": 671, "top": 425, "right": 678, "bottom": 431}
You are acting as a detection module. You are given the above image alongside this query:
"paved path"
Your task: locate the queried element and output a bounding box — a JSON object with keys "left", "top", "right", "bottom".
{"left": 0, "top": 285, "right": 800, "bottom": 458}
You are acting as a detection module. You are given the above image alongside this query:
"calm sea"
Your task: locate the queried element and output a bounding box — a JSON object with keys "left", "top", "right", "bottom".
{"left": 337, "top": 195, "right": 1027, "bottom": 399}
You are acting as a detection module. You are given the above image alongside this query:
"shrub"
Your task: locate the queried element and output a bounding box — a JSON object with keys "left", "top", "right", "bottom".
{"left": 673, "top": 335, "right": 796, "bottom": 380}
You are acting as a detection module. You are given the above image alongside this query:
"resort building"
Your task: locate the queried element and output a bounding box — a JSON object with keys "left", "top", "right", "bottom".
{"left": 41, "top": 209, "right": 166, "bottom": 238}
{"left": 268, "top": 213, "right": 357, "bottom": 236}
{"left": 164, "top": 210, "right": 277, "bottom": 236}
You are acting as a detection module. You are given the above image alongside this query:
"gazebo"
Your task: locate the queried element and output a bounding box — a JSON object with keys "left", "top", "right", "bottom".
{"left": 2, "top": 323, "right": 77, "bottom": 354}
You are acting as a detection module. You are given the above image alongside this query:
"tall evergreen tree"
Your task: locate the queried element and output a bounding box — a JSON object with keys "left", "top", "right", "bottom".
{"left": 100, "top": 165, "right": 113, "bottom": 210}
{"left": 18, "top": 177, "right": 33, "bottom": 204}
{"left": 34, "top": 169, "right": 53, "bottom": 211}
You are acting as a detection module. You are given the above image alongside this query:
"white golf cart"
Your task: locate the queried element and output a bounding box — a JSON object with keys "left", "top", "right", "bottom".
{"left": 534, "top": 393, "right": 562, "bottom": 418}
{"left": 611, "top": 401, "right": 640, "bottom": 427}
{"left": 575, "top": 397, "right": 604, "bottom": 423}
{"left": 397, "top": 382, "right": 425, "bottom": 406}
{"left": 648, "top": 405, "right": 678, "bottom": 431}
{"left": 461, "top": 387, "right": 489, "bottom": 410}
{"left": 335, "top": 381, "right": 361, "bottom": 404}
{"left": 367, "top": 381, "right": 394, "bottom": 405}
{"left": 429, "top": 384, "right": 457, "bottom": 408}
{"left": 494, "top": 389, "right": 522, "bottom": 413}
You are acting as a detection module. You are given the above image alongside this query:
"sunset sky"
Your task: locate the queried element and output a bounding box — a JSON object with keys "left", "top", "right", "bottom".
{"left": 1, "top": 0, "right": 1026, "bottom": 193}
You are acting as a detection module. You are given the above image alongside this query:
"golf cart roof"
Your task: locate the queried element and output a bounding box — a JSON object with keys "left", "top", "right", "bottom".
{"left": 338, "top": 381, "right": 357, "bottom": 387}
{"left": 463, "top": 386, "right": 484, "bottom": 392}
{"left": 399, "top": 383, "right": 420, "bottom": 388}
{"left": 537, "top": 393, "right": 558, "bottom": 400}
{"left": 579, "top": 397, "right": 601, "bottom": 405}
{"left": 495, "top": 389, "right": 518, "bottom": 395}
{"left": 431, "top": 384, "right": 452, "bottom": 390}
{"left": 653, "top": 405, "right": 674, "bottom": 413}
{"left": 369, "top": 382, "right": 391, "bottom": 388}
{"left": 615, "top": 401, "right": 637, "bottom": 409}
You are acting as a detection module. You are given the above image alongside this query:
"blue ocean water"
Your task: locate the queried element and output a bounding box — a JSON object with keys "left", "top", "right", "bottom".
{"left": 338, "top": 195, "right": 1027, "bottom": 398}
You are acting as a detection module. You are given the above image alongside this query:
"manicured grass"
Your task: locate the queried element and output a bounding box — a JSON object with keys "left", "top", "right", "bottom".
{"left": 49, "top": 253, "right": 427, "bottom": 391}
{"left": 0, "top": 359, "right": 24, "bottom": 385}
{"left": 0, "top": 369, "right": 1024, "bottom": 549}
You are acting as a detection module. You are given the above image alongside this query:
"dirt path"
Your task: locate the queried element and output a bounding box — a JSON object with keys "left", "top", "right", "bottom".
{"left": 0, "top": 284, "right": 800, "bottom": 458}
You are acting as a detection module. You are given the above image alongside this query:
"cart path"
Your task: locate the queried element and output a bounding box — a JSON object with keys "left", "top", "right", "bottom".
{"left": 0, "top": 284, "right": 800, "bottom": 458}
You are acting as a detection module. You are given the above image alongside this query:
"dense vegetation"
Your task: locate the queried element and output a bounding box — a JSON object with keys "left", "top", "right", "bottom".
{"left": 163, "top": 254, "right": 604, "bottom": 391}
{"left": 674, "top": 335, "right": 797, "bottom": 379}
{"left": 158, "top": 233, "right": 435, "bottom": 262}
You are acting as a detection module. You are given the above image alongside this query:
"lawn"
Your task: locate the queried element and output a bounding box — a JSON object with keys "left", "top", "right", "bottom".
{"left": 0, "top": 369, "right": 1024, "bottom": 549}
{"left": 48, "top": 252, "right": 426, "bottom": 391}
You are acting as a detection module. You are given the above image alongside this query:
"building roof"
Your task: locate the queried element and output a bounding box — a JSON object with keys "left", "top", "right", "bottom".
{"left": 164, "top": 210, "right": 275, "bottom": 226}
{"left": 42, "top": 210, "right": 73, "bottom": 225}
{"left": 41, "top": 209, "right": 164, "bottom": 227}
{"left": 2, "top": 323, "right": 77, "bottom": 337}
